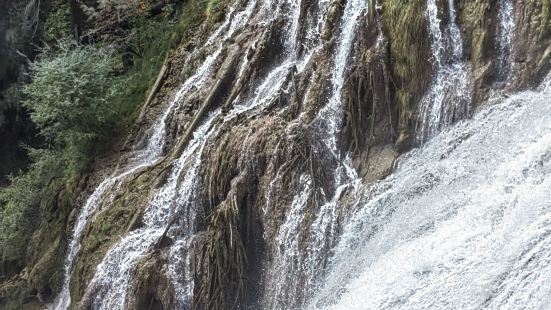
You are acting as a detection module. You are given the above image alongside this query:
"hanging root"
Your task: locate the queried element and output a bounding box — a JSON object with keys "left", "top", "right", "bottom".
{"left": 193, "top": 179, "right": 248, "bottom": 310}
{"left": 341, "top": 14, "right": 395, "bottom": 158}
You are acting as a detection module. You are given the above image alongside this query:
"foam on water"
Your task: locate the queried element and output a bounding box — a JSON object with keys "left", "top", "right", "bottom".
{"left": 309, "top": 78, "right": 551, "bottom": 310}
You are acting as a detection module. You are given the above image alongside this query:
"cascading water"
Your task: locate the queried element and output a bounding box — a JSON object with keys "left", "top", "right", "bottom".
{"left": 74, "top": 2, "right": 262, "bottom": 308}
{"left": 51, "top": 49, "right": 211, "bottom": 308}
{"left": 77, "top": 0, "right": 336, "bottom": 308}
{"left": 48, "top": 0, "right": 551, "bottom": 309}
{"left": 263, "top": 0, "right": 365, "bottom": 308}
{"left": 309, "top": 75, "right": 551, "bottom": 310}
{"left": 52, "top": 2, "right": 249, "bottom": 307}
{"left": 84, "top": 111, "right": 220, "bottom": 309}
{"left": 497, "top": 0, "right": 515, "bottom": 81}
{"left": 416, "top": 0, "right": 471, "bottom": 144}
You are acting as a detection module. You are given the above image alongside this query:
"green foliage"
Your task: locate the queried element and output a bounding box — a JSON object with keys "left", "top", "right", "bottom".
{"left": 207, "top": 0, "right": 227, "bottom": 23}
{"left": 120, "top": 0, "right": 210, "bottom": 122}
{"left": 1, "top": 43, "right": 122, "bottom": 276}
{"left": 23, "top": 42, "right": 123, "bottom": 173}
{"left": 0, "top": 149, "right": 63, "bottom": 264}
{"left": 44, "top": 1, "right": 71, "bottom": 42}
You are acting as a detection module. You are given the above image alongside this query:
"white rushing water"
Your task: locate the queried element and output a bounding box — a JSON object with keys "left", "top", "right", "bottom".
{"left": 264, "top": 0, "right": 365, "bottom": 308}
{"left": 81, "top": 0, "right": 329, "bottom": 307}
{"left": 416, "top": 0, "right": 471, "bottom": 144}
{"left": 497, "top": 0, "right": 515, "bottom": 81}
{"left": 85, "top": 110, "right": 220, "bottom": 309}
{"left": 309, "top": 76, "right": 551, "bottom": 309}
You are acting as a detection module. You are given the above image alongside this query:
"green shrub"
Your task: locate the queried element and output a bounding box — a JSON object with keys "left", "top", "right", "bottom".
{"left": 0, "top": 149, "right": 63, "bottom": 264}
{"left": 44, "top": 1, "right": 71, "bottom": 43}
{"left": 0, "top": 42, "right": 123, "bottom": 266}
{"left": 23, "top": 42, "right": 123, "bottom": 173}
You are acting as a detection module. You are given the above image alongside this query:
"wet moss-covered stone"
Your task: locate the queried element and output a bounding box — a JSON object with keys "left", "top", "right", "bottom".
{"left": 457, "top": 0, "right": 497, "bottom": 104}
{"left": 512, "top": 0, "right": 551, "bottom": 88}
{"left": 382, "top": 0, "right": 432, "bottom": 140}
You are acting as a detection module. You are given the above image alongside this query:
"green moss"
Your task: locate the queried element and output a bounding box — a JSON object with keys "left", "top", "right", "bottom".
{"left": 382, "top": 0, "right": 431, "bottom": 130}
{"left": 206, "top": 0, "right": 228, "bottom": 24}
{"left": 100, "top": 222, "right": 112, "bottom": 233}
{"left": 457, "top": 0, "right": 493, "bottom": 66}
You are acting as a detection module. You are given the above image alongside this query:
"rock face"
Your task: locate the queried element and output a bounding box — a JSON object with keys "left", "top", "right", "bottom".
{"left": 1, "top": 0, "right": 550, "bottom": 309}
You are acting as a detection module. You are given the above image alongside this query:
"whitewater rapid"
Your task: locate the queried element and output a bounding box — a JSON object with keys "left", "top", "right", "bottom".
{"left": 309, "top": 78, "right": 551, "bottom": 309}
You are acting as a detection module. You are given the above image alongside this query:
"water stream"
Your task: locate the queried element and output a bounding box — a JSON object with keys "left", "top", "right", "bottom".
{"left": 497, "top": 0, "right": 515, "bottom": 81}
{"left": 263, "top": 0, "right": 366, "bottom": 308}
{"left": 310, "top": 76, "right": 551, "bottom": 310}
{"left": 416, "top": 0, "right": 471, "bottom": 144}
{"left": 84, "top": 111, "right": 220, "bottom": 309}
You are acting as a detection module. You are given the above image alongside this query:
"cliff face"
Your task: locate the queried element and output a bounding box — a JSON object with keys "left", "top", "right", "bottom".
{"left": 1, "top": 0, "right": 550, "bottom": 309}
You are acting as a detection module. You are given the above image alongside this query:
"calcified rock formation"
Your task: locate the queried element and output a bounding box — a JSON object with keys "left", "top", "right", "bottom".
{"left": 3, "top": 0, "right": 550, "bottom": 309}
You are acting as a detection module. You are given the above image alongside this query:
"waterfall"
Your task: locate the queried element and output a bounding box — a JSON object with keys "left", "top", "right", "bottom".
{"left": 84, "top": 111, "right": 220, "bottom": 309}
{"left": 416, "top": 0, "right": 471, "bottom": 144}
{"left": 51, "top": 46, "right": 215, "bottom": 309}
{"left": 263, "top": 0, "right": 365, "bottom": 308}
{"left": 48, "top": 0, "right": 551, "bottom": 309}
{"left": 308, "top": 76, "right": 551, "bottom": 309}
{"left": 75, "top": 0, "right": 335, "bottom": 307}
{"left": 497, "top": 0, "right": 515, "bottom": 81}
{"left": 52, "top": 2, "right": 256, "bottom": 308}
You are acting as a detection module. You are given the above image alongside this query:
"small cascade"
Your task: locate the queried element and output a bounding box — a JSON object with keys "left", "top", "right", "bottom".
{"left": 497, "top": 0, "right": 515, "bottom": 81}
{"left": 52, "top": 37, "right": 225, "bottom": 310}
{"left": 84, "top": 111, "right": 220, "bottom": 309}
{"left": 52, "top": 2, "right": 246, "bottom": 307}
{"left": 309, "top": 76, "right": 551, "bottom": 310}
{"left": 80, "top": 0, "right": 332, "bottom": 307}
{"left": 263, "top": 0, "right": 365, "bottom": 308}
{"left": 53, "top": 165, "right": 147, "bottom": 310}
{"left": 416, "top": 0, "right": 471, "bottom": 144}
{"left": 317, "top": 0, "right": 366, "bottom": 154}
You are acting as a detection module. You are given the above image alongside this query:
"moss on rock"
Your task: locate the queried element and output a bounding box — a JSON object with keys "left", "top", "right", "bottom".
{"left": 382, "top": 0, "right": 432, "bottom": 143}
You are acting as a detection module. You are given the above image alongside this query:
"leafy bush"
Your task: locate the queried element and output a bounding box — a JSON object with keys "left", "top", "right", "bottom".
{"left": 0, "top": 149, "right": 63, "bottom": 265}
{"left": 1, "top": 43, "right": 122, "bottom": 268}
{"left": 43, "top": 1, "right": 71, "bottom": 43}
{"left": 23, "top": 42, "right": 123, "bottom": 173}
